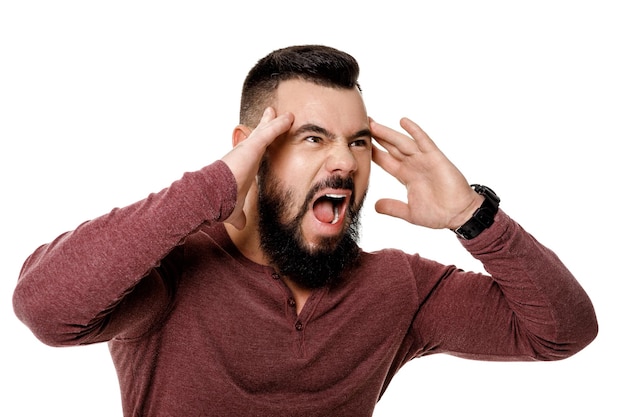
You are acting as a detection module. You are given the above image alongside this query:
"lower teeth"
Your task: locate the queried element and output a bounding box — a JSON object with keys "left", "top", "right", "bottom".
{"left": 331, "top": 206, "right": 339, "bottom": 225}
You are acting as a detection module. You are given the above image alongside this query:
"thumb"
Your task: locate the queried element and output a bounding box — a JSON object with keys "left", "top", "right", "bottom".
{"left": 225, "top": 209, "right": 247, "bottom": 230}
{"left": 375, "top": 198, "right": 410, "bottom": 221}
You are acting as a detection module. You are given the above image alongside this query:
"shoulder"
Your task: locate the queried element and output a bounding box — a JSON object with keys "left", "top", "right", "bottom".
{"left": 358, "top": 247, "right": 438, "bottom": 276}
{"left": 347, "top": 248, "right": 418, "bottom": 293}
{"left": 358, "top": 247, "right": 411, "bottom": 270}
{"left": 354, "top": 247, "right": 457, "bottom": 300}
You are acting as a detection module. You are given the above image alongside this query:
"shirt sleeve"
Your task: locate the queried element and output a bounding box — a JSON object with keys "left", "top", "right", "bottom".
{"left": 13, "top": 160, "right": 238, "bottom": 346}
{"left": 409, "top": 210, "right": 597, "bottom": 361}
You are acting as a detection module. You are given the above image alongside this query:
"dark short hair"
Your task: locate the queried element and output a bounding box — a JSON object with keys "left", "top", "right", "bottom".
{"left": 239, "top": 45, "right": 361, "bottom": 126}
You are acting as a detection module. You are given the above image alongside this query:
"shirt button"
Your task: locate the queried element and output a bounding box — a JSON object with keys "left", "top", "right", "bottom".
{"left": 288, "top": 298, "right": 296, "bottom": 307}
{"left": 295, "top": 321, "right": 303, "bottom": 331}
{"left": 271, "top": 272, "right": 280, "bottom": 280}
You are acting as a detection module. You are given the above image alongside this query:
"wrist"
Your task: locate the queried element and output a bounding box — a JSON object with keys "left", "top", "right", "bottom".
{"left": 452, "top": 185, "right": 500, "bottom": 240}
{"left": 449, "top": 194, "right": 485, "bottom": 230}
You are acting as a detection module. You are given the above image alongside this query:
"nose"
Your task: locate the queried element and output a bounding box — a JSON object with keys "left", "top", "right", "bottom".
{"left": 324, "top": 142, "right": 358, "bottom": 175}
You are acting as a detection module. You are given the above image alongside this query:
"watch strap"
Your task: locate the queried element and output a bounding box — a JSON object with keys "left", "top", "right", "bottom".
{"left": 454, "top": 185, "right": 500, "bottom": 240}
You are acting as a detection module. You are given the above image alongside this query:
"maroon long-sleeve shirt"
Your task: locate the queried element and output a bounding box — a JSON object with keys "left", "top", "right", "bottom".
{"left": 13, "top": 160, "right": 597, "bottom": 416}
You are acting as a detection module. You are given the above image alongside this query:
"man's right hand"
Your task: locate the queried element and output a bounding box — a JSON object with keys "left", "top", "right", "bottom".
{"left": 221, "top": 107, "right": 294, "bottom": 229}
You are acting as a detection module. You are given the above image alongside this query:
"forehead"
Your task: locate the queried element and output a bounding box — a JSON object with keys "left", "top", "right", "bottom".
{"left": 273, "top": 79, "right": 369, "bottom": 133}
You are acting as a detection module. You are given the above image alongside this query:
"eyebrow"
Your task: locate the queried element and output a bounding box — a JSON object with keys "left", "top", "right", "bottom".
{"left": 293, "top": 123, "right": 372, "bottom": 141}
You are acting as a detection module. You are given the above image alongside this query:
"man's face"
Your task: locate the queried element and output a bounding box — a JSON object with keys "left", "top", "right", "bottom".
{"left": 262, "top": 79, "right": 371, "bottom": 247}
{"left": 256, "top": 79, "right": 372, "bottom": 287}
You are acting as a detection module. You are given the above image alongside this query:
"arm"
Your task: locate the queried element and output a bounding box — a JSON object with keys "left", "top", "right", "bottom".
{"left": 13, "top": 108, "right": 294, "bottom": 347}
{"left": 13, "top": 161, "right": 238, "bottom": 346}
{"left": 371, "top": 118, "right": 597, "bottom": 360}
{"left": 412, "top": 210, "right": 597, "bottom": 360}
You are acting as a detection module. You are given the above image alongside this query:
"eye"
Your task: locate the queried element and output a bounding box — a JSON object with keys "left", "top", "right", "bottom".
{"left": 305, "top": 136, "right": 322, "bottom": 144}
{"left": 349, "top": 138, "right": 370, "bottom": 148}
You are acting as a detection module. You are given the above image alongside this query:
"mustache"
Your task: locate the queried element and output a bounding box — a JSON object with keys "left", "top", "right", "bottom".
{"left": 303, "top": 175, "right": 355, "bottom": 207}
{"left": 292, "top": 175, "right": 358, "bottom": 225}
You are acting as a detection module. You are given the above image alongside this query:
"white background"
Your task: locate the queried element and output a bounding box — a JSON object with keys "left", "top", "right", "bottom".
{"left": 1, "top": 1, "right": 623, "bottom": 415}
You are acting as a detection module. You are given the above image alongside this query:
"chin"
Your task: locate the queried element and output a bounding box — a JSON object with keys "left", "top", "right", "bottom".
{"left": 300, "top": 223, "right": 351, "bottom": 253}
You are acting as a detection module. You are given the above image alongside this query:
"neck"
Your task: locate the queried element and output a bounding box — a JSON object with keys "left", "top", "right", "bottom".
{"left": 224, "top": 186, "right": 312, "bottom": 314}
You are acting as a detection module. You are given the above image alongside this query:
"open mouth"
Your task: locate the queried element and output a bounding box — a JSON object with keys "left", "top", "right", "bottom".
{"left": 312, "top": 193, "right": 349, "bottom": 225}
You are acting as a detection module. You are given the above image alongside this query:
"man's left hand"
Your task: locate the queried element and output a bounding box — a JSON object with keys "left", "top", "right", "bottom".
{"left": 370, "top": 117, "right": 484, "bottom": 230}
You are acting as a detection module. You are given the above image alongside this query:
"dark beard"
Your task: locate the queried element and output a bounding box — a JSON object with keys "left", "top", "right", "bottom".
{"left": 257, "top": 161, "right": 363, "bottom": 289}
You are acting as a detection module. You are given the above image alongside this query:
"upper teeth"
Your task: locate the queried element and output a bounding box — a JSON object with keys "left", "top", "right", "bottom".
{"left": 326, "top": 194, "right": 345, "bottom": 200}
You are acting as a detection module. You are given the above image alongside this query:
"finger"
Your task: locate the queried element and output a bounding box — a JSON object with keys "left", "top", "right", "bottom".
{"left": 398, "top": 117, "right": 440, "bottom": 153}
{"left": 251, "top": 108, "right": 294, "bottom": 148}
{"left": 370, "top": 119, "right": 418, "bottom": 156}
{"left": 371, "top": 144, "right": 402, "bottom": 179}
{"left": 371, "top": 135, "right": 406, "bottom": 161}
{"left": 226, "top": 211, "right": 247, "bottom": 230}
{"left": 259, "top": 106, "right": 276, "bottom": 122}
{"left": 375, "top": 198, "right": 411, "bottom": 221}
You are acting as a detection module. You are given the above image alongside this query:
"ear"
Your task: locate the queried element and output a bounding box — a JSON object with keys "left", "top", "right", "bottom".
{"left": 232, "top": 125, "right": 252, "bottom": 148}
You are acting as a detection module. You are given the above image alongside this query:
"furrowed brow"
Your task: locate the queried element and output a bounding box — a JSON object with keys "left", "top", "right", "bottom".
{"left": 293, "top": 124, "right": 334, "bottom": 139}
{"left": 293, "top": 124, "right": 372, "bottom": 142}
{"left": 348, "top": 129, "right": 372, "bottom": 141}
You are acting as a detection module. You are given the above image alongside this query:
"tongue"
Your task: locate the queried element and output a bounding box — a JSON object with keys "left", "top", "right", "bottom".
{"left": 313, "top": 199, "right": 335, "bottom": 223}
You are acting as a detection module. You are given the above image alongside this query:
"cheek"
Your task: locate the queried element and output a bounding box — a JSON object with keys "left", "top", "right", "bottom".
{"left": 277, "top": 156, "right": 322, "bottom": 194}
{"left": 270, "top": 145, "right": 320, "bottom": 179}
{"left": 356, "top": 154, "right": 371, "bottom": 183}
{"left": 271, "top": 166, "right": 317, "bottom": 216}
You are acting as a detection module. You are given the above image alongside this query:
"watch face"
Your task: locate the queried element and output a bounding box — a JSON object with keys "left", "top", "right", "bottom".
{"left": 473, "top": 185, "right": 500, "bottom": 204}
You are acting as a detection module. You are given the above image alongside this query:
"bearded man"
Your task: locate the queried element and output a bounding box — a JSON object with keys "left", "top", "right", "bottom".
{"left": 13, "top": 45, "right": 597, "bottom": 416}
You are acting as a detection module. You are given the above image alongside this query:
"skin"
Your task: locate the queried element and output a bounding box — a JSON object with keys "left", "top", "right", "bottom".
{"left": 258, "top": 80, "right": 372, "bottom": 250}
{"left": 222, "top": 79, "right": 483, "bottom": 312}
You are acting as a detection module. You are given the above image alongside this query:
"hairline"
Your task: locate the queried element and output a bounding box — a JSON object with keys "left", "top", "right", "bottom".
{"left": 242, "top": 76, "right": 362, "bottom": 128}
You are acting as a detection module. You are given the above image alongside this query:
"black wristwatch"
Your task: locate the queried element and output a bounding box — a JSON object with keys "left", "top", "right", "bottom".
{"left": 453, "top": 185, "right": 500, "bottom": 240}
